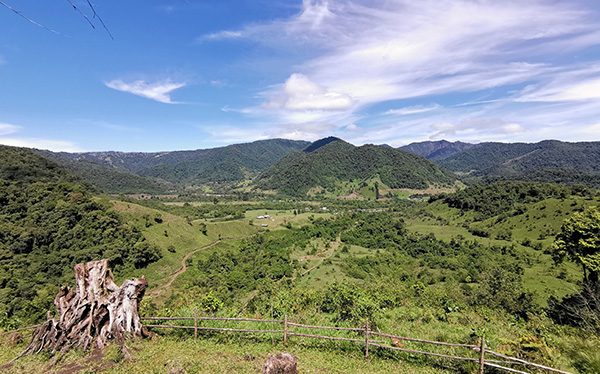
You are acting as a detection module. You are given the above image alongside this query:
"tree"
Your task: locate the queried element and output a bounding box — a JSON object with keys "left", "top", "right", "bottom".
{"left": 552, "top": 206, "right": 600, "bottom": 285}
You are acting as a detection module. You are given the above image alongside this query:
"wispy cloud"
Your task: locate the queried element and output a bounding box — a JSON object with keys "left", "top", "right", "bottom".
{"left": 209, "top": 0, "right": 600, "bottom": 144}
{"left": 385, "top": 104, "right": 441, "bottom": 116}
{"left": 0, "top": 122, "right": 81, "bottom": 151}
{"left": 0, "top": 138, "right": 82, "bottom": 152}
{"left": 431, "top": 119, "right": 525, "bottom": 139}
{"left": 105, "top": 79, "right": 186, "bottom": 104}
{"left": 0, "top": 122, "right": 20, "bottom": 136}
{"left": 197, "top": 30, "right": 244, "bottom": 42}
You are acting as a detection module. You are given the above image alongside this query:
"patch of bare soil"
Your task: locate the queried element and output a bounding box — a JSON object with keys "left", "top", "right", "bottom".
{"left": 55, "top": 348, "right": 112, "bottom": 374}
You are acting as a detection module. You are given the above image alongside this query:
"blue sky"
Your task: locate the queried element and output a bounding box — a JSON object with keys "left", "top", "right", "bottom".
{"left": 1, "top": 0, "right": 600, "bottom": 152}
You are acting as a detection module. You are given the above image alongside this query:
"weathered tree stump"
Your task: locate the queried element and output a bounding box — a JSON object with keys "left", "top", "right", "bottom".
{"left": 16, "top": 259, "right": 147, "bottom": 358}
{"left": 262, "top": 352, "right": 298, "bottom": 374}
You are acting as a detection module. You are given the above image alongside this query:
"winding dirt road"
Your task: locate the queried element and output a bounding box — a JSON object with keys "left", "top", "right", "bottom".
{"left": 148, "top": 232, "right": 262, "bottom": 300}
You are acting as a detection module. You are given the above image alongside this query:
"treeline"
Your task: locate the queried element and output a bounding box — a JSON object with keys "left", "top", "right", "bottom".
{"left": 431, "top": 181, "right": 593, "bottom": 218}
{"left": 0, "top": 180, "right": 162, "bottom": 327}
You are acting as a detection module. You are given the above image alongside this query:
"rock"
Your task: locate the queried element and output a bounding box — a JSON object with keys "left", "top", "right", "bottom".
{"left": 262, "top": 352, "right": 298, "bottom": 374}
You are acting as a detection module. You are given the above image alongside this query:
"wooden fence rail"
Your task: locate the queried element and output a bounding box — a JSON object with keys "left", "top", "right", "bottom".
{"left": 140, "top": 315, "right": 572, "bottom": 374}
{"left": 0, "top": 316, "right": 574, "bottom": 374}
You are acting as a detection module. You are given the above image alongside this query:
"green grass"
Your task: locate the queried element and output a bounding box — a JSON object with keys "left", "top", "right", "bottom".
{"left": 0, "top": 333, "right": 454, "bottom": 374}
{"left": 402, "top": 197, "right": 593, "bottom": 304}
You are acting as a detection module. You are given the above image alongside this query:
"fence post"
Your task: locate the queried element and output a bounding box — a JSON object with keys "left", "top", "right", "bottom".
{"left": 284, "top": 315, "right": 288, "bottom": 345}
{"left": 194, "top": 307, "right": 198, "bottom": 341}
{"left": 479, "top": 335, "right": 485, "bottom": 374}
{"left": 365, "top": 321, "right": 370, "bottom": 358}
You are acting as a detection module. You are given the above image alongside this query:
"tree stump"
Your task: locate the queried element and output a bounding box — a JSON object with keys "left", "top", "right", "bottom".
{"left": 262, "top": 352, "right": 298, "bottom": 374}
{"left": 17, "top": 259, "right": 148, "bottom": 357}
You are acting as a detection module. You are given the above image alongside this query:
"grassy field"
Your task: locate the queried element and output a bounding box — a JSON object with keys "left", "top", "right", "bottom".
{"left": 3, "top": 191, "right": 598, "bottom": 373}
{"left": 0, "top": 332, "right": 458, "bottom": 374}
{"left": 401, "top": 196, "right": 596, "bottom": 304}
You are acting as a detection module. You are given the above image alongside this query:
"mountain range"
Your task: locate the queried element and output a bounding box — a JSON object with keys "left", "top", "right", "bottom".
{"left": 1, "top": 137, "right": 597, "bottom": 196}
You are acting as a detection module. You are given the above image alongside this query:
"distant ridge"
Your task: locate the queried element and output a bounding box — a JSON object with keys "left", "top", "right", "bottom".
{"left": 399, "top": 140, "right": 475, "bottom": 160}
{"left": 35, "top": 149, "right": 168, "bottom": 194}
{"left": 436, "top": 140, "right": 600, "bottom": 187}
{"left": 38, "top": 139, "right": 310, "bottom": 188}
{"left": 257, "top": 138, "right": 456, "bottom": 196}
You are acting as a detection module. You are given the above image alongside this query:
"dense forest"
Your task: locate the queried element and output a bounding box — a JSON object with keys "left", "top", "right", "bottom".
{"left": 257, "top": 139, "right": 456, "bottom": 196}
{"left": 0, "top": 147, "right": 163, "bottom": 327}
{"left": 46, "top": 139, "right": 309, "bottom": 186}
{"left": 433, "top": 140, "right": 600, "bottom": 188}
{"left": 36, "top": 150, "right": 169, "bottom": 194}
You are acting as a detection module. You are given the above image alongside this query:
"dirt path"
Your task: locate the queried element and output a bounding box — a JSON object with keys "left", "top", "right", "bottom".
{"left": 148, "top": 232, "right": 262, "bottom": 300}
{"left": 292, "top": 235, "right": 341, "bottom": 280}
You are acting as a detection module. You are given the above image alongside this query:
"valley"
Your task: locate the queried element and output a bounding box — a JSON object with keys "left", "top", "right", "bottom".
{"left": 1, "top": 139, "right": 600, "bottom": 373}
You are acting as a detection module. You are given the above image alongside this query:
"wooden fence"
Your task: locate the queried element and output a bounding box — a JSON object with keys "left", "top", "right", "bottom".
{"left": 141, "top": 310, "right": 572, "bottom": 374}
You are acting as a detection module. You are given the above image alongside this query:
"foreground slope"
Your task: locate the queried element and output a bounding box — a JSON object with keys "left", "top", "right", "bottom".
{"left": 0, "top": 145, "right": 83, "bottom": 185}
{"left": 257, "top": 138, "right": 457, "bottom": 196}
{"left": 0, "top": 146, "right": 162, "bottom": 325}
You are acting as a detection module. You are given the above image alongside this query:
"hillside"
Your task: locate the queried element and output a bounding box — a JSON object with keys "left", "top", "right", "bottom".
{"left": 399, "top": 140, "right": 475, "bottom": 160}
{"left": 52, "top": 139, "right": 310, "bottom": 185}
{"left": 437, "top": 140, "right": 600, "bottom": 187}
{"left": 256, "top": 138, "right": 457, "bottom": 196}
{"left": 0, "top": 145, "right": 83, "bottom": 185}
{"left": 35, "top": 150, "right": 169, "bottom": 194}
{"left": 0, "top": 148, "right": 163, "bottom": 325}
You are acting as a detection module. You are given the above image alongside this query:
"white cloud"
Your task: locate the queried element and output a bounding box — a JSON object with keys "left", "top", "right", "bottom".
{"left": 105, "top": 79, "right": 186, "bottom": 104}
{"left": 0, "top": 122, "right": 81, "bottom": 152}
{"left": 210, "top": 80, "right": 227, "bottom": 87}
{"left": 385, "top": 104, "right": 441, "bottom": 116}
{"left": 345, "top": 124, "right": 362, "bottom": 132}
{"left": 264, "top": 73, "right": 354, "bottom": 111}
{"left": 517, "top": 69, "right": 600, "bottom": 102}
{"left": 431, "top": 118, "right": 525, "bottom": 139}
{"left": 221, "top": 0, "right": 600, "bottom": 142}
{"left": 198, "top": 30, "right": 244, "bottom": 42}
{"left": 0, "top": 137, "right": 81, "bottom": 152}
{"left": 0, "top": 122, "right": 21, "bottom": 136}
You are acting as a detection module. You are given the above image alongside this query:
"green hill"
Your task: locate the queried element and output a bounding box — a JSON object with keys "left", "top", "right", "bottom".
{"left": 256, "top": 139, "right": 457, "bottom": 196}
{"left": 0, "top": 147, "right": 163, "bottom": 325}
{"left": 0, "top": 145, "right": 82, "bottom": 185}
{"left": 35, "top": 150, "right": 169, "bottom": 194}
{"left": 437, "top": 140, "right": 600, "bottom": 187}
{"left": 51, "top": 139, "right": 309, "bottom": 185}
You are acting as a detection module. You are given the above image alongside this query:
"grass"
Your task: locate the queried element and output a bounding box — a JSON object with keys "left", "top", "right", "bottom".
{"left": 0, "top": 333, "right": 453, "bottom": 374}
{"left": 402, "top": 197, "right": 593, "bottom": 305}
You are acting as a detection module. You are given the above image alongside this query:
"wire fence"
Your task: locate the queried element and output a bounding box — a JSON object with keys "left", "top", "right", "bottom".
{"left": 140, "top": 310, "right": 573, "bottom": 374}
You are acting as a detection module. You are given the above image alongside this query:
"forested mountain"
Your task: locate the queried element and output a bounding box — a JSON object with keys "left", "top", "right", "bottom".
{"left": 0, "top": 145, "right": 162, "bottom": 325}
{"left": 49, "top": 139, "right": 310, "bottom": 185}
{"left": 0, "top": 145, "right": 83, "bottom": 185}
{"left": 256, "top": 138, "right": 457, "bottom": 196}
{"left": 399, "top": 140, "right": 475, "bottom": 160}
{"left": 35, "top": 150, "right": 169, "bottom": 194}
{"left": 436, "top": 140, "right": 600, "bottom": 187}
